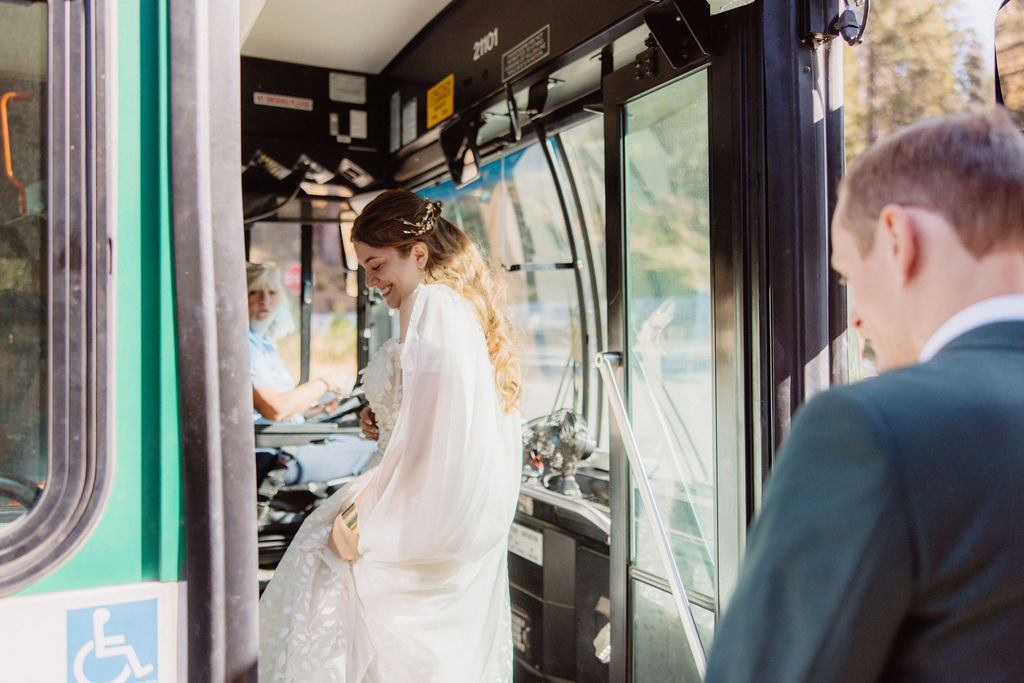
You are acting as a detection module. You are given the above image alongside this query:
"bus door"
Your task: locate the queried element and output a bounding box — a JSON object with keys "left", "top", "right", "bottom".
{"left": 599, "top": 3, "right": 756, "bottom": 680}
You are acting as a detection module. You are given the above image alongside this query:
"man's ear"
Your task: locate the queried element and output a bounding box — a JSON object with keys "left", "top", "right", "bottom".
{"left": 878, "top": 204, "right": 919, "bottom": 284}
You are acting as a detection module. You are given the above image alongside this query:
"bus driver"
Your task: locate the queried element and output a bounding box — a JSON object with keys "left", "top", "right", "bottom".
{"left": 247, "top": 261, "right": 374, "bottom": 484}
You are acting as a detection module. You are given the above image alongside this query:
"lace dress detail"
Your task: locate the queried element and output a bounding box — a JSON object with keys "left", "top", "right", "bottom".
{"left": 259, "top": 284, "right": 519, "bottom": 683}
{"left": 259, "top": 341, "right": 403, "bottom": 683}
{"left": 357, "top": 338, "right": 401, "bottom": 469}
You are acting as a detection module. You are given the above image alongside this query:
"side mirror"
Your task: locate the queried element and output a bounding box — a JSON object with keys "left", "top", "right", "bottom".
{"left": 439, "top": 114, "right": 483, "bottom": 189}
{"left": 996, "top": 0, "right": 1024, "bottom": 126}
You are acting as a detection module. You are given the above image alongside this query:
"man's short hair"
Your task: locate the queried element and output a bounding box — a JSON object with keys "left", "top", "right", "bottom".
{"left": 837, "top": 106, "right": 1024, "bottom": 257}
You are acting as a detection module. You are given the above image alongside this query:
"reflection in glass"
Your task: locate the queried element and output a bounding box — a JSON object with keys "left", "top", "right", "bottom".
{"left": 0, "top": 2, "right": 47, "bottom": 524}
{"left": 624, "top": 70, "right": 715, "bottom": 624}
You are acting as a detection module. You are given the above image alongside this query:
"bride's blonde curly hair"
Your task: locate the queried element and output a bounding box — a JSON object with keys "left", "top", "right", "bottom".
{"left": 352, "top": 189, "right": 521, "bottom": 412}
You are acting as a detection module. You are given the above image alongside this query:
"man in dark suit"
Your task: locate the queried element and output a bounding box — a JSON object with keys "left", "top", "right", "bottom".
{"left": 705, "top": 106, "right": 1024, "bottom": 681}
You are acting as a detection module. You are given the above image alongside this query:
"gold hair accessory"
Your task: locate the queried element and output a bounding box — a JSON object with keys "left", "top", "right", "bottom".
{"left": 400, "top": 199, "right": 443, "bottom": 236}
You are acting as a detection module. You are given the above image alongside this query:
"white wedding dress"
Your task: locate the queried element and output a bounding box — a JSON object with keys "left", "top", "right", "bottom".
{"left": 259, "top": 284, "right": 521, "bottom": 682}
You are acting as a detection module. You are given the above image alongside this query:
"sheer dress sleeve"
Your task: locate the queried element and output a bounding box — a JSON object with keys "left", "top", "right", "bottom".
{"left": 355, "top": 284, "right": 521, "bottom": 566}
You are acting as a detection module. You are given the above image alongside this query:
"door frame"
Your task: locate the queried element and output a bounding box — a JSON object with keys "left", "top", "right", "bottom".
{"left": 601, "top": 4, "right": 765, "bottom": 679}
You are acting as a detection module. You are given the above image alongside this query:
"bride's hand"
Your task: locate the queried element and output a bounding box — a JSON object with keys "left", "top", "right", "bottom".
{"left": 360, "top": 406, "right": 378, "bottom": 440}
{"left": 327, "top": 513, "right": 360, "bottom": 561}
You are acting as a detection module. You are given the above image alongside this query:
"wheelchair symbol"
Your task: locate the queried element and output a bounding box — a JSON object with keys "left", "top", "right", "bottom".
{"left": 71, "top": 607, "right": 154, "bottom": 683}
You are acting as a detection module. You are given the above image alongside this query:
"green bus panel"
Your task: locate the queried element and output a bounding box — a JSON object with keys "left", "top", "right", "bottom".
{"left": 18, "top": 0, "right": 182, "bottom": 596}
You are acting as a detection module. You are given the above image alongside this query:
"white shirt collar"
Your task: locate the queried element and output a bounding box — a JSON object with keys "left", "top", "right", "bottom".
{"left": 919, "top": 294, "right": 1024, "bottom": 362}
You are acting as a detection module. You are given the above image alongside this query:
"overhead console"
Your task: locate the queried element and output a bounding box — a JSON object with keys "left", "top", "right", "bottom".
{"left": 238, "top": 0, "right": 652, "bottom": 213}
{"left": 383, "top": 0, "right": 649, "bottom": 184}
{"left": 239, "top": 57, "right": 388, "bottom": 221}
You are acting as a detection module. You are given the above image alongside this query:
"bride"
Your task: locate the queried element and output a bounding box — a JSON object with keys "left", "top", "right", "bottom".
{"left": 259, "top": 190, "right": 523, "bottom": 682}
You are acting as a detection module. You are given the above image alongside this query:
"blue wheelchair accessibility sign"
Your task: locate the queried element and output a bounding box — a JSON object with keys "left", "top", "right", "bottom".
{"left": 67, "top": 599, "right": 158, "bottom": 683}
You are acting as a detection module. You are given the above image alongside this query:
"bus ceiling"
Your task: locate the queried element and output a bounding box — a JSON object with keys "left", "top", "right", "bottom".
{"left": 238, "top": 0, "right": 758, "bottom": 214}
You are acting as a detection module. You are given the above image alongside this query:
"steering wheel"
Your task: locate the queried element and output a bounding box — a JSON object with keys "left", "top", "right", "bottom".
{"left": 0, "top": 474, "right": 42, "bottom": 508}
{"left": 317, "top": 390, "right": 368, "bottom": 425}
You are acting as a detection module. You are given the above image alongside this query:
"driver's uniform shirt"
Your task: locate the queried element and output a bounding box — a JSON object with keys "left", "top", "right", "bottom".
{"left": 249, "top": 328, "right": 303, "bottom": 424}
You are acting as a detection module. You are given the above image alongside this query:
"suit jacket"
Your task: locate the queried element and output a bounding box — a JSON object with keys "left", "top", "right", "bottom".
{"left": 704, "top": 322, "right": 1024, "bottom": 682}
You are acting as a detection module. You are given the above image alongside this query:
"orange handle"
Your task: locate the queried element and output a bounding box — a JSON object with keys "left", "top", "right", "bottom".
{"left": 1, "top": 91, "right": 34, "bottom": 216}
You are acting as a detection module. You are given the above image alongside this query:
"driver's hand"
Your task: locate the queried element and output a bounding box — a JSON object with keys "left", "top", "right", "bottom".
{"left": 304, "top": 396, "right": 341, "bottom": 420}
{"left": 360, "top": 406, "right": 378, "bottom": 440}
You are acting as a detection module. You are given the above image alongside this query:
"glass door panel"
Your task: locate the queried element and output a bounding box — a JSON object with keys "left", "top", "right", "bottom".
{"left": 632, "top": 581, "right": 714, "bottom": 681}
{"left": 623, "top": 69, "right": 714, "bottom": 674}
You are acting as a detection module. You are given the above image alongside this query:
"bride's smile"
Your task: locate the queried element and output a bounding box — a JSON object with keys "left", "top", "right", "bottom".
{"left": 353, "top": 241, "right": 427, "bottom": 310}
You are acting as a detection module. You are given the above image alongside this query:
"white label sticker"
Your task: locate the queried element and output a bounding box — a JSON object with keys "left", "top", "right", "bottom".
{"left": 349, "top": 110, "right": 368, "bottom": 139}
{"left": 508, "top": 523, "right": 543, "bottom": 565}
{"left": 389, "top": 91, "right": 401, "bottom": 153}
{"left": 401, "top": 99, "right": 418, "bottom": 147}
{"left": 254, "top": 91, "right": 313, "bottom": 111}
{"left": 501, "top": 25, "right": 550, "bottom": 82}
{"left": 328, "top": 72, "right": 366, "bottom": 104}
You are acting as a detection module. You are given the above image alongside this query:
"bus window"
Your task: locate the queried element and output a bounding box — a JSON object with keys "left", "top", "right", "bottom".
{"left": 500, "top": 148, "right": 572, "bottom": 265}
{"left": 501, "top": 147, "right": 584, "bottom": 421}
{"left": 559, "top": 117, "right": 606, "bottom": 312}
{"left": 0, "top": 0, "right": 112, "bottom": 593}
{"left": 423, "top": 146, "right": 586, "bottom": 422}
{"left": 997, "top": 0, "right": 1024, "bottom": 127}
{"left": 0, "top": 1, "right": 47, "bottom": 523}
{"left": 843, "top": 0, "right": 1000, "bottom": 380}
{"left": 247, "top": 224, "right": 302, "bottom": 381}
{"left": 247, "top": 221, "right": 359, "bottom": 391}
{"left": 309, "top": 224, "right": 358, "bottom": 389}
{"left": 557, "top": 116, "right": 608, "bottom": 449}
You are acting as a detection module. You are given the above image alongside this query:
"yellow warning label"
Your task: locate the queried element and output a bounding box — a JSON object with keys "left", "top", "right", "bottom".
{"left": 426, "top": 74, "right": 455, "bottom": 129}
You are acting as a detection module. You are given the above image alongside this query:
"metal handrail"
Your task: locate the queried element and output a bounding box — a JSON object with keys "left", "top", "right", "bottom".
{"left": 596, "top": 351, "right": 707, "bottom": 676}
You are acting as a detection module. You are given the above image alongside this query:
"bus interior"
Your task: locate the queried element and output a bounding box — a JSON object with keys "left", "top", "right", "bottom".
{"left": 0, "top": 0, "right": 1015, "bottom": 680}
{"left": 236, "top": 2, "right": 834, "bottom": 679}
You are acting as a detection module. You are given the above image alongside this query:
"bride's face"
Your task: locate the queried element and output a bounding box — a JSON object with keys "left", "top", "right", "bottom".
{"left": 354, "top": 241, "right": 427, "bottom": 310}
